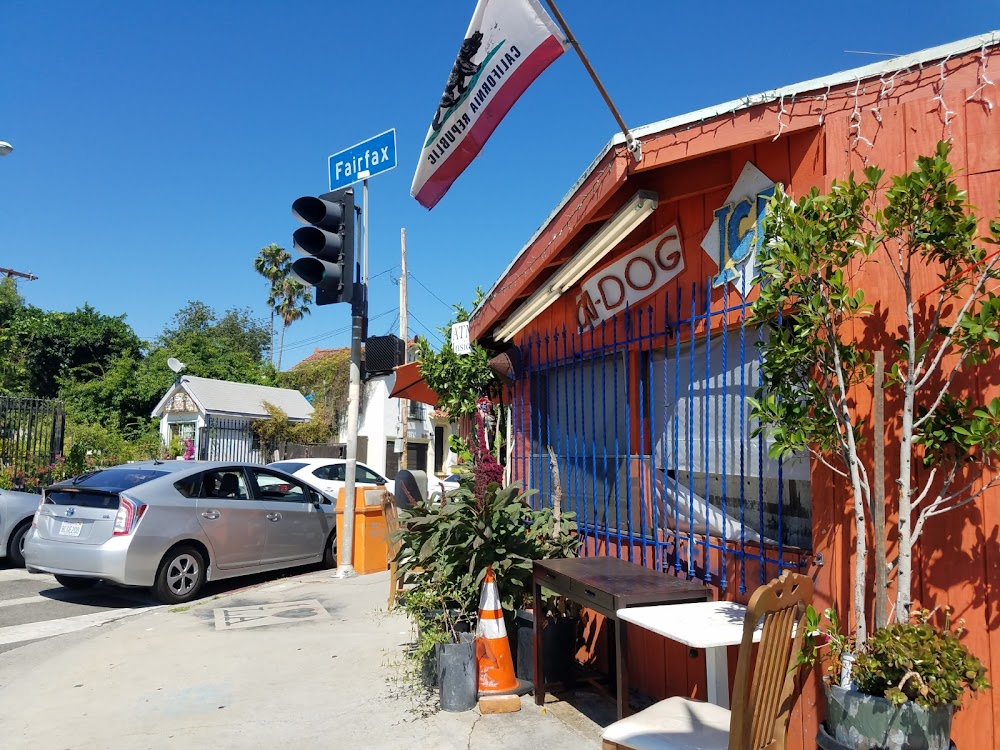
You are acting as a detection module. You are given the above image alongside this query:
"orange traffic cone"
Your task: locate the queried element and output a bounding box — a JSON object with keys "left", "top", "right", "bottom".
{"left": 475, "top": 566, "right": 530, "bottom": 711}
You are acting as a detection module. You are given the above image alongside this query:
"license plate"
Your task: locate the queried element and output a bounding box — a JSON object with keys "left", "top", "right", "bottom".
{"left": 59, "top": 521, "right": 83, "bottom": 537}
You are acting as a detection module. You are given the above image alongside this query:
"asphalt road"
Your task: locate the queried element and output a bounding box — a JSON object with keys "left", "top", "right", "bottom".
{"left": 0, "top": 561, "right": 327, "bottom": 655}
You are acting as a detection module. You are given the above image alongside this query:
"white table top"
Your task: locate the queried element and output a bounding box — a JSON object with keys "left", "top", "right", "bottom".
{"left": 617, "top": 601, "right": 760, "bottom": 649}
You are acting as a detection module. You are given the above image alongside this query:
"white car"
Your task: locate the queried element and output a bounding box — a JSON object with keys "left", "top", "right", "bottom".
{"left": 267, "top": 459, "right": 394, "bottom": 500}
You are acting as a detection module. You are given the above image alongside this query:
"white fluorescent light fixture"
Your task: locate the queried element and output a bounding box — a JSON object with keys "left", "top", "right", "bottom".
{"left": 494, "top": 190, "right": 658, "bottom": 341}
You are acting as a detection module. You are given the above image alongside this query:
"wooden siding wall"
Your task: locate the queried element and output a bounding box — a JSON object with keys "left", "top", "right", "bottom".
{"left": 507, "top": 46, "right": 1000, "bottom": 749}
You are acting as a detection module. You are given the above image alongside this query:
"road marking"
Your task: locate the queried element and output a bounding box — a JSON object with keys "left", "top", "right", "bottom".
{"left": 0, "top": 568, "right": 39, "bottom": 583}
{"left": 0, "top": 606, "right": 158, "bottom": 646}
{"left": 0, "top": 587, "right": 154, "bottom": 609}
{"left": 214, "top": 599, "right": 329, "bottom": 630}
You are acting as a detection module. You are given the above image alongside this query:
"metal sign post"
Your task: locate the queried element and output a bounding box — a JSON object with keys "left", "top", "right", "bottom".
{"left": 325, "top": 128, "right": 394, "bottom": 578}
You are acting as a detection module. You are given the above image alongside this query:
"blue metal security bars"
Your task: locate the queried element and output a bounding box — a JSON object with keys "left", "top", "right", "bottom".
{"left": 510, "top": 282, "right": 811, "bottom": 594}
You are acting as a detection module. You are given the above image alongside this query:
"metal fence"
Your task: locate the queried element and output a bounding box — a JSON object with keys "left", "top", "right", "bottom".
{"left": 0, "top": 396, "right": 65, "bottom": 487}
{"left": 197, "top": 417, "right": 274, "bottom": 464}
{"left": 510, "top": 282, "right": 811, "bottom": 594}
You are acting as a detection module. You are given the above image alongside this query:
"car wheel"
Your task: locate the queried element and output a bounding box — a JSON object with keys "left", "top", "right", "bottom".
{"left": 154, "top": 545, "right": 206, "bottom": 604}
{"left": 7, "top": 521, "right": 31, "bottom": 568}
{"left": 54, "top": 574, "right": 99, "bottom": 589}
{"left": 322, "top": 531, "right": 337, "bottom": 569}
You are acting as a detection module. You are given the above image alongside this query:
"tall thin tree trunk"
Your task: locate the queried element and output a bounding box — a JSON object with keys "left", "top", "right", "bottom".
{"left": 896, "top": 286, "right": 918, "bottom": 625}
{"left": 873, "top": 352, "right": 888, "bottom": 629}
{"left": 277, "top": 321, "right": 286, "bottom": 372}
{"left": 895, "top": 382, "right": 916, "bottom": 624}
{"left": 269, "top": 310, "right": 276, "bottom": 367}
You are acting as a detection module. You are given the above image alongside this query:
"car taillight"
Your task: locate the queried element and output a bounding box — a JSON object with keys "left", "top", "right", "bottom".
{"left": 32, "top": 494, "right": 44, "bottom": 528}
{"left": 113, "top": 495, "right": 147, "bottom": 536}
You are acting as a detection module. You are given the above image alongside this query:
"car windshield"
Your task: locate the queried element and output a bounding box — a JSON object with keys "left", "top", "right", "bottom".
{"left": 269, "top": 462, "right": 308, "bottom": 474}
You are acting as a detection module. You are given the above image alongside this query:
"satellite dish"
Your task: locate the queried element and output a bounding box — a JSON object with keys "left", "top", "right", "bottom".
{"left": 167, "top": 357, "right": 187, "bottom": 374}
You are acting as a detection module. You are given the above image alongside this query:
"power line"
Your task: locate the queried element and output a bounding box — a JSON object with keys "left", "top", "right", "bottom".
{"left": 408, "top": 312, "right": 446, "bottom": 346}
{"left": 282, "top": 309, "right": 396, "bottom": 351}
{"left": 408, "top": 272, "right": 454, "bottom": 311}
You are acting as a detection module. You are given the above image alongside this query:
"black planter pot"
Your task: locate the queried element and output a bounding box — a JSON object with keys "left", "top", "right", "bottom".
{"left": 823, "top": 682, "right": 954, "bottom": 750}
{"left": 437, "top": 634, "right": 477, "bottom": 712}
{"left": 513, "top": 611, "right": 579, "bottom": 686}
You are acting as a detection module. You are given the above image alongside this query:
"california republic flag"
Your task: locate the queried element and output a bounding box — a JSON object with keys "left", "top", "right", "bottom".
{"left": 410, "top": 0, "right": 569, "bottom": 209}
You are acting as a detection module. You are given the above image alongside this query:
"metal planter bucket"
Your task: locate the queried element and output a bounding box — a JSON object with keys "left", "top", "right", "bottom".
{"left": 437, "top": 635, "right": 477, "bottom": 712}
{"left": 824, "top": 682, "right": 954, "bottom": 750}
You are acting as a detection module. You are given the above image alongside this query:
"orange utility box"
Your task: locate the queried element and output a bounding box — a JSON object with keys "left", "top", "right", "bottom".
{"left": 335, "top": 487, "right": 390, "bottom": 575}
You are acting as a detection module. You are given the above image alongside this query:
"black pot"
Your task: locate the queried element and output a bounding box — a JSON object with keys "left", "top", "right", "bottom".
{"left": 514, "top": 613, "right": 578, "bottom": 685}
{"left": 824, "top": 682, "right": 954, "bottom": 750}
{"left": 437, "top": 635, "right": 477, "bottom": 712}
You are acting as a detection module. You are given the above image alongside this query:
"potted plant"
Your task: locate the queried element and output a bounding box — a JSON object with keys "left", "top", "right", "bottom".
{"left": 399, "top": 579, "right": 478, "bottom": 712}
{"left": 752, "top": 144, "right": 1000, "bottom": 744}
{"left": 393, "top": 399, "right": 581, "bottom": 708}
{"left": 802, "top": 606, "right": 989, "bottom": 750}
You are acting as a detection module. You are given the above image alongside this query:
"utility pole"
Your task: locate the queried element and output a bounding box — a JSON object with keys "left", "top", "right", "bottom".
{"left": 399, "top": 228, "right": 409, "bottom": 471}
{"left": 0, "top": 268, "right": 38, "bottom": 281}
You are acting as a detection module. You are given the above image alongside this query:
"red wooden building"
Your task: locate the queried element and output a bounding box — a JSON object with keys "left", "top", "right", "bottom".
{"left": 470, "top": 32, "right": 1000, "bottom": 749}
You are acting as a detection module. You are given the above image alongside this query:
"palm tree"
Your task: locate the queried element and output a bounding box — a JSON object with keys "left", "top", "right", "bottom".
{"left": 275, "top": 278, "right": 313, "bottom": 371}
{"left": 253, "top": 244, "right": 291, "bottom": 366}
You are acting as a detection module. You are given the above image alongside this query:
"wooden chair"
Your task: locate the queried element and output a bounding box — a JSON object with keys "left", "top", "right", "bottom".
{"left": 601, "top": 570, "right": 813, "bottom": 750}
{"left": 381, "top": 491, "right": 405, "bottom": 610}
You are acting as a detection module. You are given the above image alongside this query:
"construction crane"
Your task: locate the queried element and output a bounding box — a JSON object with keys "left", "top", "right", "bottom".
{"left": 0, "top": 267, "right": 38, "bottom": 281}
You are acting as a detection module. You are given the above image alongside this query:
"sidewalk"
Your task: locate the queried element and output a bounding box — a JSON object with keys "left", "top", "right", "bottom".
{"left": 0, "top": 569, "right": 604, "bottom": 750}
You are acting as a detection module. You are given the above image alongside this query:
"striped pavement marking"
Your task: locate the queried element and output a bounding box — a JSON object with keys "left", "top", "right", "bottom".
{"left": 0, "top": 605, "right": 159, "bottom": 646}
{"left": 0, "top": 568, "right": 39, "bottom": 583}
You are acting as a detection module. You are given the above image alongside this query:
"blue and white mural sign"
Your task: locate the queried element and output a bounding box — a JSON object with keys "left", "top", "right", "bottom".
{"left": 701, "top": 162, "right": 776, "bottom": 297}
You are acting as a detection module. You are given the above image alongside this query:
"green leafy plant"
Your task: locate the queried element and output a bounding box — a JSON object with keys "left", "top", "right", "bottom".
{"left": 414, "top": 293, "right": 500, "bottom": 419}
{"left": 395, "top": 480, "right": 581, "bottom": 616}
{"left": 801, "top": 606, "right": 989, "bottom": 709}
{"left": 752, "top": 142, "right": 1000, "bottom": 643}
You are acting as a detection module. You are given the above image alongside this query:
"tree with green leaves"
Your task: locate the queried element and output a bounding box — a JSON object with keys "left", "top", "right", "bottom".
{"left": 275, "top": 278, "right": 312, "bottom": 371}
{"left": 253, "top": 243, "right": 291, "bottom": 367}
{"left": 60, "top": 301, "right": 271, "bottom": 440}
{"left": 281, "top": 347, "right": 354, "bottom": 435}
{"left": 414, "top": 294, "right": 498, "bottom": 418}
{"left": 751, "top": 142, "right": 1000, "bottom": 644}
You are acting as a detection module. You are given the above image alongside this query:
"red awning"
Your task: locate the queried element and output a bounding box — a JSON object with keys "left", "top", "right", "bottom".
{"left": 389, "top": 361, "right": 439, "bottom": 406}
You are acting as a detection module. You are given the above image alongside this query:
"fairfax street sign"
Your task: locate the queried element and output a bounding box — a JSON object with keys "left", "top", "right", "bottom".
{"left": 328, "top": 128, "right": 397, "bottom": 191}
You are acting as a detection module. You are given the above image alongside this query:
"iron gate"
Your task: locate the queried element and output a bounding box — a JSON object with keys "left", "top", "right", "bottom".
{"left": 510, "top": 282, "right": 811, "bottom": 594}
{"left": 0, "top": 396, "right": 65, "bottom": 489}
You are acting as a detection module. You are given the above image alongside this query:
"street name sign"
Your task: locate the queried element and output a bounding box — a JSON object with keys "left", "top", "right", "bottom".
{"left": 328, "top": 128, "right": 397, "bottom": 191}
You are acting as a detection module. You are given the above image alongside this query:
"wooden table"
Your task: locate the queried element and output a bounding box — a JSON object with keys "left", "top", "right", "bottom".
{"left": 532, "top": 556, "right": 710, "bottom": 719}
{"left": 618, "top": 601, "right": 755, "bottom": 708}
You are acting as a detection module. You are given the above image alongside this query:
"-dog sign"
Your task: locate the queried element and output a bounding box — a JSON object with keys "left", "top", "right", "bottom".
{"left": 328, "top": 129, "right": 397, "bottom": 191}
{"left": 576, "top": 225, "right": 685, "bottom": 329}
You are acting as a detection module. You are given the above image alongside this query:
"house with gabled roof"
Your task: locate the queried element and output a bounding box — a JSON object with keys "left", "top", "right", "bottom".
{"left": 151, "top": 375, "right": 312, "bottom": 464}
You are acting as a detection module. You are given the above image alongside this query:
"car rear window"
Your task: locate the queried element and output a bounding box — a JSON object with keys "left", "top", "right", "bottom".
{"left": 65, "top": 468, "right": 169, "bottom": 491}
{"left": 269, "top": 462, "right": 307, "bottom": 474}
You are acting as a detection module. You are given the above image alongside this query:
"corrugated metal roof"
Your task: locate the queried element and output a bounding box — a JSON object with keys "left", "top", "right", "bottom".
{"left": 152, "top": 376, "right": 314, "bottom": 421}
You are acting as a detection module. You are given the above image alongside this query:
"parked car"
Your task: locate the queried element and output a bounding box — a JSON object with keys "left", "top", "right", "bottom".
{"left": 1, "top": 488, "right": 41, "bottom": 567}
{"left": 267, "top": 458, "right": 394, "bottom": 500}
{"left": 24, "top": 461, "right": 337, "bottom": 604}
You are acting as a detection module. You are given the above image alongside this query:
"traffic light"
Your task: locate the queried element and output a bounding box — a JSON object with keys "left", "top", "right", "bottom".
{"left": 290, "top": 187, "right": 356, "bottom": 305}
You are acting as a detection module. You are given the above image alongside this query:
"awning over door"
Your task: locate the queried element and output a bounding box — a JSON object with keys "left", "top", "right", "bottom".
{"left": 389, "top": 361, "right": 439, "bottom": 406}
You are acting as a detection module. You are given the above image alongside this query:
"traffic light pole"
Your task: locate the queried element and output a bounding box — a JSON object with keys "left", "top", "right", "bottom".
{"left": 336, "top": 187, "right": 367, "bottom": 579}
{"left": 336, "top": 302, "right": 363, "bottom": 578}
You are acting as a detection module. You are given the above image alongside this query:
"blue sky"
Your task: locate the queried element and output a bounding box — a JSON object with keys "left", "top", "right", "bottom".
{"left": 1, "top": 2, "right": 995, "bottom": 367}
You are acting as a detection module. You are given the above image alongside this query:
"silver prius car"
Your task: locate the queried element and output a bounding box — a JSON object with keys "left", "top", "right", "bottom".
{"left": 25, "top": 460, "right": 337, "bottom": 604}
